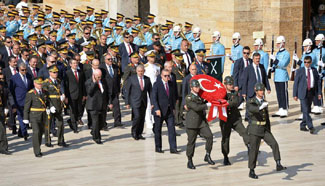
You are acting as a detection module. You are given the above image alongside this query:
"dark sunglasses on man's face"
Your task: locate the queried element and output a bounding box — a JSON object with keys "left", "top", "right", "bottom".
{"left": 163, "top": 75, "right": 170, "bottom": 78}
{"left": 20, "top": 69, "right": 26, "bottom": 71}
{"left": 243, "top": 52, "right": 250, "bottom": 55}
{"left": 84, "top": 33, "right": 90, "bottom": 35}
{"left": 106, "top": 58, "right": 112, "bottom": 61}
{"left": 305, "top": 61, "right": 312, "bottom": 64}
{"left": 6, "top": 41, "right": 12, "bottom": 43}
{"left": 154, "top": 38, "right": 160, "bottom": 40}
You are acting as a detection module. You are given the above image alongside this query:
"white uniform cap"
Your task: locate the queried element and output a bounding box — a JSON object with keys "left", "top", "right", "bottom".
{"left": 315, "top": 34, "right": 325, "bottom": 41}
{"left": 254, "top": 38, "right": 263, "bottom": 46}
{"left": 232, "top": 32, "right": 241, "bottom": 39}
{"left": 302, "top": 38, "right": 313, "bottom": 47}
{"left": 173, "top": 25, "right": 181, "bottom": 32}
{"left": 276, "top": 36, "right": 286, "bottom": 44}
{"left": 193, "top": 27, "right": 201, "bottom": 34}
{"left": 212, "top": 31, "right": 221, "bottom": 38}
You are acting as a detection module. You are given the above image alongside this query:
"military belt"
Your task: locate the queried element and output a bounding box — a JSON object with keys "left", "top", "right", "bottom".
{"left": 30, "top": 108, "right": 46, "bottom": 112}
{"left": 176, "top": 80, "right": 183, "bottom": 83}
{"left": 251, "top": 121, "right": 266, "bottom": 125}
{"left": 49, "top": 95, "right": 60, "bottom": 99}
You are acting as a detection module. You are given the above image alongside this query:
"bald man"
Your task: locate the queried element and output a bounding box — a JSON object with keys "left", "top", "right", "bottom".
{"left": 85, "top": 69, "right": 110, "bottom": 144}
{"left": 182, "top": 64, "right": 197, "bottom": 106}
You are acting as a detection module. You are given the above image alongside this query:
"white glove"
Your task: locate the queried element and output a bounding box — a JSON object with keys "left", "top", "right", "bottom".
{"left": 226, "top": 53, "right": 231, "bottom": 57}
{"left": 270, "top": 55, "right": 276, "bottom": 61}
{"left": 50, "top": 106, "right": 56, "bottom": 113}
{"left": 318, "top": 61, "right": 324, "bottom": 67}
{"left": 206, "top": 103, "right": 212, "bottom": 107}
{"left": 4, "top": 108, "right": 8, "bottom": 115}
{"left": 60, "top": 94, "right": 65, "bottom": 102}
{"left": 46, "top": 109, "right": 51, "bottom": 115}
{"left": 23, "top": 120, "right": 29, "bottom": 124}
{"left": 259, "top": 102, "right": 268, "bottom": 110}
{"left": 293, "top": 54, "right": 299, "bottom": 61}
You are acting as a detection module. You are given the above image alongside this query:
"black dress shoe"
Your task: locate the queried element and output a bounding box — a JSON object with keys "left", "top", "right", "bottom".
{"left": 45, "top": 143, "right": 54, "bottom": 147}
{"left": 321, "top": 122, "right": 325, "bottom": 126}
{"left": 300, "top": 127, "right": 308, "bottom": 132}
{"left": 187, "top": 159, "right": 196, "bottom": 169}
{"left": 223, "top": 156, "right": 231, "bottom": 166}
{"left": 95, "top": 140, "right": 103, "bottom": 144}
{"left": 35, "top": 153, "right": 42, "bottom": 158}
{"left": 276, "top": 164, "right": 287, "bottom": 171}
{"left": 113, "top": 123, "right": 123, "bottom": 127}
{"left": 24, "top": 135, "right": 29, "bottom": 141}
{"left": 309, "top": 127, "right": 315, "bottom": 134}
{"left": 73, "top": 130, "right": 79, "bottom": 133}
{"left": 175, "top": 132, "right": 181, "bottom": 136}
{"left": 249, "top": 169, "right": 258, "bottom": 179}
{"left": 58, "top": 142, "right": 69, "bottom": 147}
{"left": 0, "top": 150, "right": 11, "bottom": 155}
{"left": 78, "top": 120, "right": 84, "bottom": 125}
{"left": 102, "top": 126, "right": 109, "bottom": 131}
{"left": 12, "top": 130, "right": 17, "bottom": 135}
{"left": 138, "top": 135, "right": 145, "bottom": 140}
{"left": 155, "top": 148, "right": 164, "bottom": 153}
{"left": 177, "top": 123, "right": 185, "bottom": 128}
{"left": 204, "top": 154, "right": 215, "bottom": 165}
{"left": 18, "top": 133, "right": 23, "bottom": 138}
{"left": 170, "top": 149, "right": 180, "bottom": 154}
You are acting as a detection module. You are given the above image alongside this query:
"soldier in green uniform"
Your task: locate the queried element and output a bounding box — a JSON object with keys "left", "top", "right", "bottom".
{"left": 23, "top": 77, "right": 51, "bottom": 157}
{"left": 0, "top": 80, "right": 10, "bottom": 155}
{"left": 172, "top": 49, "right": 186, "bottom": 127}
{"left": 42, "top": 65, "right": 69, "bottom": 148}
{"left": 220, "top": 76, "right": 249, "bottom": 165}
{"left": 185, "top": 79, "right": 214, "bottom": 169}
{"left": 247, "top": 83, "right": 286, "bottom": 179}
{"left": 122, "top": 52, "right": 140, "bottom": 83}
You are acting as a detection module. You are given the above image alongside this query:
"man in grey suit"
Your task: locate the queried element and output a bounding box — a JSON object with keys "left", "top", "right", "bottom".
{"left": 293, "top": 56, "right": 322, "bottom": 134}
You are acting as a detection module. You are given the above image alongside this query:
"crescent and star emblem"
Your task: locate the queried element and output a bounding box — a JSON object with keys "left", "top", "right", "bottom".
{"left": 197, "top": 78, "right": 222, "bottom": 93}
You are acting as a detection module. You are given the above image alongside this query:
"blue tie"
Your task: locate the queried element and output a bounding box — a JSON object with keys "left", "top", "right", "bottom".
{"left": 256, "top": 65, "right": 261, "bottom": 83}
{"left": 23, "top": 75, "right": 27, "bottom": 88}
{"left": 109, "top": 66, "right": 114, "bottom": 78}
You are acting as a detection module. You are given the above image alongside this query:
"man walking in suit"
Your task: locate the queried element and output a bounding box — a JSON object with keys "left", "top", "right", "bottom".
{"left": 233, "top": 46, "right": 252, "bottom": 109}
{"left": 125, "top": 64, "right": 152, "bottom": 140}
{"left": 18, "top": 49, "right": 30, "bottom": 67}
{"left": 0, "top": 36, "right": 13, "bottom": 68}
{"left": 64, "top": 59, "right": 86, "bottom": 133}
{"left": 119, "top": 32, "right": 137, "bottom": 73}
{"left": 293, "top": 56, "right": 322, "bottom": 134}
{"left": 182, "top": 64, "right": 197, "bottom": 107}
{"left": 9, "top": 63, "right": 33, "bottom": 140}
{"left": 151, "top": 69, "right": 178, "bottom": 153}
{"left": 85, "top": 69, "right": 110, "bottom": 144}
{"left": 101, "top": 54, "right": 122, "bottom": 127}
{"left": 27, "top": 56, "right": 39, "bottom": 79}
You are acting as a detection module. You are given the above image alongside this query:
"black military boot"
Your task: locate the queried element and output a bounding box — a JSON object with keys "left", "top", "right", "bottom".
{"left": 249, "top": 169, "right": 258, "bottom": 179}
{"left": 187, "top": 158, "right": 196, "bottom": 169}
{"left": 276, "top": 160, "right": 287, "bottom": 171}
{"left": 223, "top": 156, "right": 231, "bottom": 166}
{"left": 204, "top": 153, "right": 215, "bottom": 165}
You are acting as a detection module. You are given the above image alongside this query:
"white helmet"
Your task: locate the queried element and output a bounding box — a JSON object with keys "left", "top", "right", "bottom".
{"left": 254, "top": 38, "right": 263, "bottom": 46}
{"left": 302, "top": 38, "right": 313, "bottom": 47}
{"left": 173, "top": 25, "right": 181, "bottom": 32}
{"left": 212, "top": 31, "right": 221, "bottom": 38}
{"left": 319, "top": 4, "right": 325, "bottom": 11}
{"left": 232, "top": 32, "right": 241, "bottom": 39}
{"left": 315, "top": 34, "right": 325, "bottom": 41}
{"left": 193, "top": 27, "right": 201, "bottom": 34}
{"left": 276, "top": 36, "right": 286, "bottom": 44}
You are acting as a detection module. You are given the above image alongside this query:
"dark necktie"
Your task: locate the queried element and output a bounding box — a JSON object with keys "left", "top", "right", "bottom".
{"left": 140, "top": 77, "right": 144, "bottom": 91}
{"left": 307, "top": 68, "right": 311, "bottom": 91}
{"left": 256, "top": 65, "right": 261, "bottom": 83}
{"left": 165, "top": 82, "right": 169, "bottom": 97}
{"left": 74, "top": 70, "right": 79, "bottom": 82}
{"left": 33, "top": 68, "right": 37, "bottom": 77}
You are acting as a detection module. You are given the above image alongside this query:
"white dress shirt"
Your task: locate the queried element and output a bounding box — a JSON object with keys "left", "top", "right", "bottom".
{"left": 305, "top": 67, "right": 314, "bottom": 88}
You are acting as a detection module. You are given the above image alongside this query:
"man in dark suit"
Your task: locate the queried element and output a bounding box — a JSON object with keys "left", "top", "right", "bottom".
{"left": 9, "top": 63, "right": 33, "bottom": 140}
{"left": 151, "top": 69, "right": 178, "bottom": 153}
{"left": 125, "top": 64, "right": 152, "bottom": 140}
{"left": 0, "top": 36, "right": 13, "bottom": 68}
{"left": 233, "top": 46, "right": 252, "bottom": 108}
{"left": 100, "top": 54, "right": 122, "bottom": 127}
{"left": 64, "top": 59, "right": 86, "bottom": 133}
{"left": 18, "top": 49, "right": 30, "bottom": 67}
{"left": 293, "top": 56, "right": 322, "bottom": 134}
{"left": 180, "top": 40, "right": 195, "bottom": 74}
{"left": 76, "top": 26, "right": 96, "bottom": 48}
{"left": 182, "top": 64, "right": 197, "bottom": 106}
{"left": 4, "top": 56, "right": 18, "bottom": 134}
{"left": 119, "top": 32, "right": 137, "bottom": 73}
{"left": 27, "top": 56, "right": 39, "bottom": 79}
{"left": 85, "top": 69, "right": 109, "bottom": 144}
{"left": 242, "top": 52, "right": 271, "bottom": 100}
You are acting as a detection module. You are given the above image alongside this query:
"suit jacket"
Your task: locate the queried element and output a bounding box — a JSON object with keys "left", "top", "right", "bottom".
{"left": 100, "top": 63, "right": 120, "bottom": 97}
{"left": 293, "top": 67, "right": 321, "bottom": 99}
{"left": 27, "top": 67, "right": 39, "bottom": 79}
{"left": 9, "top": 73, "right": 33, "bottom": 107}
{"left": 151, "top": 78, "right": 176, "bottom": 116}
{"left": 17, "top": 58, "right": 29, "bottom": 67}
{"left": 233, "top": 57, "right": 252, "bottom": 88}
{"left": 125, "top": 74, "right": 152, "bottom": 108}
{"left": 242, "top": 63, "right": 270, "bottom": 98}
{"left": 181, "top": 49, "right": 195, "bottom": 74}
{"left": 64, "top": 68, "right": 86, "bottom": 100}
{"left": 3, "top": 66, "right": 18, "bottom": 86}
{"left": 85, "top": 78, "right": 109, "bottom": 111}
{"left": 182, "top": 73, "right": 193, "bottom": 105}
{"left": 118, "top": 42, "right": 137, "bottom": 72}
{"left": 0, "top": 46, "right": 11, "bottom": 68}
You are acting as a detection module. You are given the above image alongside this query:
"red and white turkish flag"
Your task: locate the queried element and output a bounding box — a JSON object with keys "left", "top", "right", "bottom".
{"left": 191, "top": 75, "right": 228, "bottom": 122}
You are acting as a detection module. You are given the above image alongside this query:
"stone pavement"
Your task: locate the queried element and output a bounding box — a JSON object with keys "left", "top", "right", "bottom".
{"left": 0, "top": 81, "right": 325, "bottom": 186}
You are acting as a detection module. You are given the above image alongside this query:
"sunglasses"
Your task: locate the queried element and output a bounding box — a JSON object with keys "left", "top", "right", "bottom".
{"left": 106, "top": 58, "right": 112, "bottom": 61}
{"left": 20, "top": 69, "right": 26, "bottom": 71}
{"left": 6, "top": 41, "right": 12, "bottom": 43}
{"left": 124, "top": 36, "right": 129, "bottom": 38}
{"left": 163, "top": 75, "right": 170, "bottom": 77}
{"left": 84, "top": 33, "right": 90, "bottom": 35}
{"left": 154, "top": 38, "right": 160, "bottom": 40}
{"left": 305, "top": 61, "right": 312, "bottom": 64}
{"left": 243, "top": 52, "right": 250, "bottom": 54}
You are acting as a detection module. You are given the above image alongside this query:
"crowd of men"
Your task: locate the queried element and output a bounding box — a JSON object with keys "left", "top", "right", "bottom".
{"left": 0, "top": 1, "right": 324, "bottom": 180}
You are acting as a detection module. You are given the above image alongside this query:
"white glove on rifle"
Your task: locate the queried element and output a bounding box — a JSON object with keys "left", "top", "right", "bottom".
{"left": 60, "top": 94, "right": 65, "bottom": 102}
{"left": 23, "top": 120, "right": 29, "bottom": 124}
{"left": 46, "top": 109, "right": 51, "bottom": 115}
{"left": 50, "top": 106, "right": 56, "bottom": 113}
{"left": 226, "top": 53, "right": 231, "bottom": 58}
{"left": 293, "top": 54, "right": 299, "bottom": 62}
{"left": 259, "top": 102, "right": 268, "bottom": 110}
{"left": 4, "top": 108, "right": 9, "bottom": 115}
{"left": 318, "top": 61, "right": 324, "bottom": 67}
{"left": 270, "top": 55, "right": 276, "bottom": 61}
{"left": 206, "top": 103, "right": 212, "bottom": 107}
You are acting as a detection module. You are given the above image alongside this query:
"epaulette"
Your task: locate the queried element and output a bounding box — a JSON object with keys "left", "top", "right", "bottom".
{"left": 128, "top": 63, "right": 133, "bottom": 67}
{"left": 44, "top": 79, "right": 49, "bottom": 83}
{"left": 144, "top": 63, "right": 149, "bottom": 67}
{"left": 191, "top": 62, "right": 195, "bottom": 65}
{"left": 28, "top": 89, "right": 34, "bottom": 93}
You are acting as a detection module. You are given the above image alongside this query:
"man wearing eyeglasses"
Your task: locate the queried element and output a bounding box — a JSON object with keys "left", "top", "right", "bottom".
{"left": 119, "top": 32, "right": 136, "bottom": 73}
{"left": 18, "top": 49, "right": 30, "bottom": 67}
{"left": 0, "top": 37, "right": 13, "bottom": 68}
{"left": 76, "top": 26, "right": 95, "bottom": 49}
{"left": 9, "top": 63, "right": 33, "bottom": 140}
